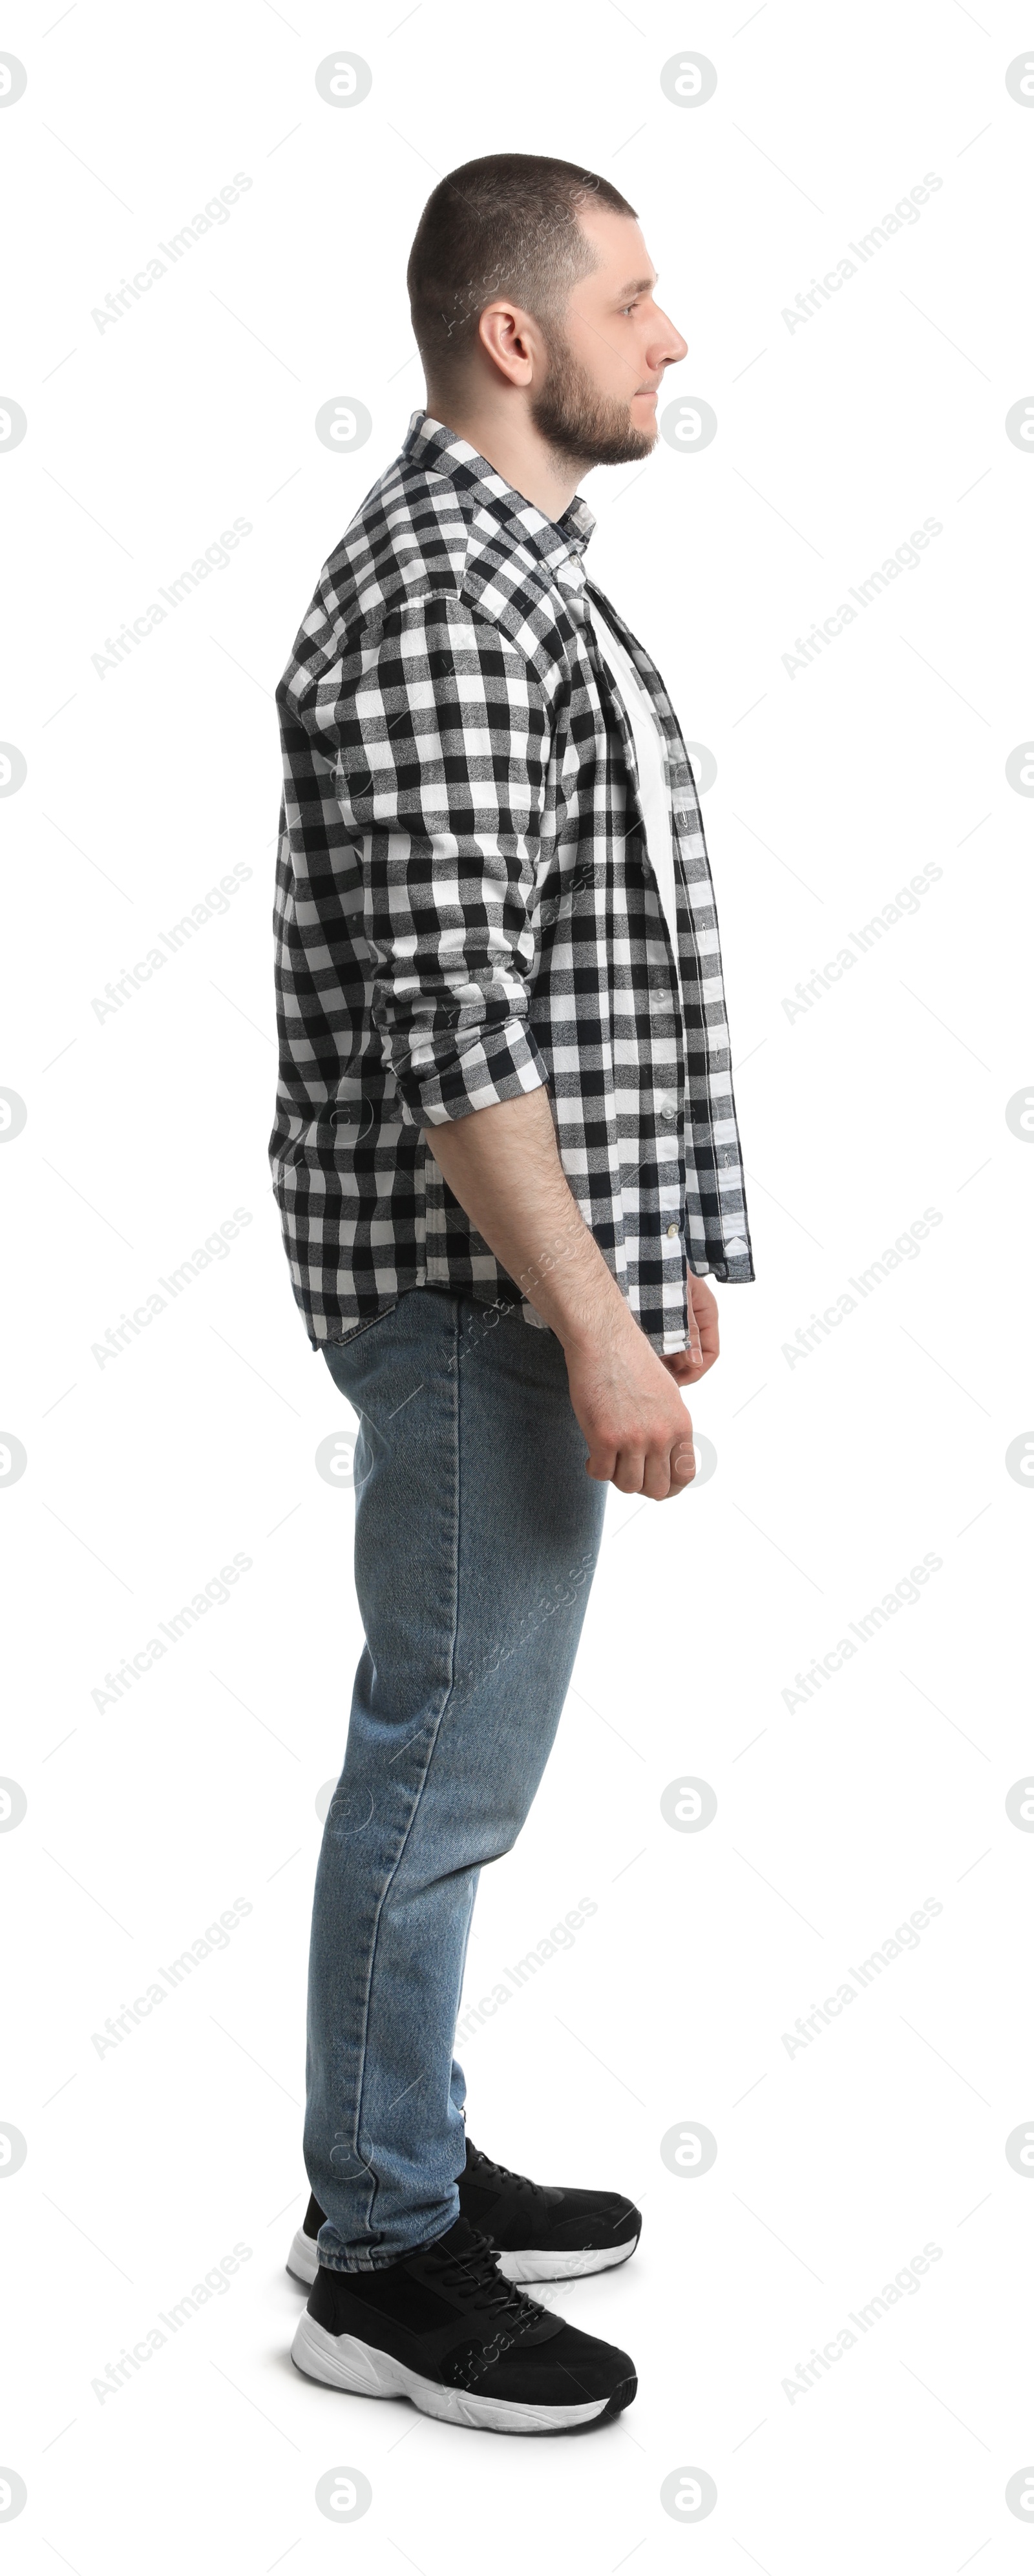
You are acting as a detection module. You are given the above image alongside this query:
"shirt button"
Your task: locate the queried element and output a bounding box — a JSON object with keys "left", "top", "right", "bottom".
{"left": 666, "top": 1224, "right": 679, "bottom": 1239}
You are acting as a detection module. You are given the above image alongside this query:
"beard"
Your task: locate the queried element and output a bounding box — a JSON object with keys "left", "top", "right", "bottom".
{"left": 529, "top": 323, "right": 656, "bottom": 470}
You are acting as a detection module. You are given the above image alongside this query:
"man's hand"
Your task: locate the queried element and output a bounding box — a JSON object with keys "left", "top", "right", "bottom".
{"left": 660, "top": 1273, "right": 720, "bottom": 1386}
{"left": 563, "top": 1307, "right": 696, "bottom": 1500}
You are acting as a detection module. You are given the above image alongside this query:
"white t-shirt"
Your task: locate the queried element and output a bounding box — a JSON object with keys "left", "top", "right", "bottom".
{"left": 589, "top": 601, "right": 679, "bottom": 953}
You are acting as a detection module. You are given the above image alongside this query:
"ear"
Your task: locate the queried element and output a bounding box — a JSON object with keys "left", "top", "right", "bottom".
{"left": 476, "top": 298, "right": 542, "bottom": 389}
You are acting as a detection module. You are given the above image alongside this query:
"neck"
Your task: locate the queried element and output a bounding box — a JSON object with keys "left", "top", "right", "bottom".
{"left": 423, "top": 392, "right": 584, "bottom": 522}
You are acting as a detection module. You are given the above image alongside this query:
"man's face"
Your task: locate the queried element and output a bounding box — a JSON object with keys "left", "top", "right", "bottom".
{"left": 531, "top": 204, "right": 688, "bottom": 468}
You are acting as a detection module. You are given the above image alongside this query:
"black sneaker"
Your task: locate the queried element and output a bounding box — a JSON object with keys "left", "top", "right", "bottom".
{"left": 287, "top": 2135, "right": 642, "bottom": 2288}
{"left": 290, "top": 2215, "right": 637, "bottom": 2435}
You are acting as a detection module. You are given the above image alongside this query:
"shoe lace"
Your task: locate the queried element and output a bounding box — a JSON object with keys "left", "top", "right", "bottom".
{"left": 427, "top": 2230, "right": 542, "bottom": 2326}
{"left": 468, "top": 2144, "right": 547, "bottom": 2204}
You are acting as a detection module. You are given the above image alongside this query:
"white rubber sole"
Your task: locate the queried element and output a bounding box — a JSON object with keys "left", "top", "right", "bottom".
{"left": 290, "top": 2311, "right": 615, "bottom": 2433}
{"left": 286, "top": 2226, "right": 638, "bottom": 2290}
{"left": 497, "top": 2234, "right": 639, "bottom": 2285}
{"left": 287, "top": 2227, "right": 319, "bottom": 2287}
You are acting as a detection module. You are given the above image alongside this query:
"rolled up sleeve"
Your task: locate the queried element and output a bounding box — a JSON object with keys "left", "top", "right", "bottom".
{"left": 334, "top": 597, "right": 552, "bottom": 1127}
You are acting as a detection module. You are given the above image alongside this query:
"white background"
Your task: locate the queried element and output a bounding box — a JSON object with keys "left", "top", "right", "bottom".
{"left": 2, "top": 0, "right": 1032, "bottom": 2566}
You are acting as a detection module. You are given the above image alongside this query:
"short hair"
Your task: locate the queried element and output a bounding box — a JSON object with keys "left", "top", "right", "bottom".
{"left": 406, "top": 153, "right": 637, "bottom": 392}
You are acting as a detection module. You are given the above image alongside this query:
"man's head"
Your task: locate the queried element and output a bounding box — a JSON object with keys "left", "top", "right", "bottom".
{"left": 406, "top": 154, "right": 686, "bottom": 473}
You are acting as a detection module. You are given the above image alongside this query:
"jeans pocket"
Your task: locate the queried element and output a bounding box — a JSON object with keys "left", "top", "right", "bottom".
{"left": 322, "top": 1302, "right": 397, "bottom": 1388}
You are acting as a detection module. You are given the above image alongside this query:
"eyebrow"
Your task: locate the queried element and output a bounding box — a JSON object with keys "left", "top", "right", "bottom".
{"left": 615, "top": 273, "right": 659, "bottom": 297}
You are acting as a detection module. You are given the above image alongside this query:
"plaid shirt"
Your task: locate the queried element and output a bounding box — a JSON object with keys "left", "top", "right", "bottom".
{"left": 269, "top": 410, "right": 754, "bottom": 1355}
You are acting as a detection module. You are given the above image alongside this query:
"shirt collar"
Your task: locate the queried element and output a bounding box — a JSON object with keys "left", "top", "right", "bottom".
{"left": 401, "top": 410, "right": 596, "bottom": 589}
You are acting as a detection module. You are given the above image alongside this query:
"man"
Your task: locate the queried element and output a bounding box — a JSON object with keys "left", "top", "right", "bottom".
{"left": 269, "top": 153, "right": 753, "bottom": 2435}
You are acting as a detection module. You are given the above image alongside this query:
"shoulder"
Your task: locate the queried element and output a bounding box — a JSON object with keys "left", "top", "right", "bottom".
{"left": 279, "top": 449, "right": 584, "bottom": 726}
{"left": 280, "top": 452, "right": 460, "bottom": 678}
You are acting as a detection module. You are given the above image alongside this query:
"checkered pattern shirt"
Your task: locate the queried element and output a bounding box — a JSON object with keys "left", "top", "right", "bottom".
{"left": 269, "top": 410, "right": 754, "bottom": 1354}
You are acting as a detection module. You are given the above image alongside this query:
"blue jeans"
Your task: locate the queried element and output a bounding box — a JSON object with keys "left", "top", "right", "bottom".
{"left": 306, "top": 1287, "right": 607, "bottom": 2271}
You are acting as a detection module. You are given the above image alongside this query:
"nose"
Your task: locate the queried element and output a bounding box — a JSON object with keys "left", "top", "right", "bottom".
{"left": 649, "top": 307, "right": 688, "bottom": 372}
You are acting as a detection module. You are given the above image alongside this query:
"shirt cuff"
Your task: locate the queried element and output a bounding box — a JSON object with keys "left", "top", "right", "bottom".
{"left": 394, "top": 1016, "right": 549, "bottom": 1127}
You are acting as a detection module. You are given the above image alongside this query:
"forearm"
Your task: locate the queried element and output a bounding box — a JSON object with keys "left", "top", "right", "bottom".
{"left": 422, "top": 1089, "right": 629, "bottom": 1353}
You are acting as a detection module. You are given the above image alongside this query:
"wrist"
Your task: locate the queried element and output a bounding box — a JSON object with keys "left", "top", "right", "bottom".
{"left": 555, "top": 1278, "right": 639, "bottom": 1361}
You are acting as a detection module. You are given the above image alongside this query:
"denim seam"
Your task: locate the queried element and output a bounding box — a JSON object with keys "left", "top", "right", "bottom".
{"left": 348, "top": 1295, "right": 464, "bottom": 2248}
{"left": 315, "top": 2210, "right": 462, "bottom": 2276}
